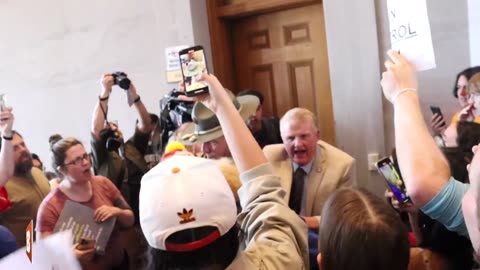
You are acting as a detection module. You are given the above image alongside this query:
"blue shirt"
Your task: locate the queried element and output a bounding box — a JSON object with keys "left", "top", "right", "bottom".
{"left": 0, "top": 225, "right": 16, "bottom": 259}
{"left": 420, "top": 178, "right": 469, "bottom": 237}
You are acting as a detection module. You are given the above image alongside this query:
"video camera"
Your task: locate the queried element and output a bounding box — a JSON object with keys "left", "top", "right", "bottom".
{"left": 159, "top": 89, "right": 194, "bottom": 152}
{"left": 100, "top": 126, "right": 123, "bottom": 152}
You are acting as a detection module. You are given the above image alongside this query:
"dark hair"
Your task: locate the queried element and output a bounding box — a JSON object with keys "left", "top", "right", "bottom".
{"left": 452, "top": 66, "right": 480, "bottom": 98}
{"left": 31, "top": 153, "right": 40, "bottom": 161}
{"left": 237, "top": 89, "right": 264, "bottom": 105}
{"left": 50, "top": 137, "right": 82, "bottom": 177}
{"left": 45, "top": 171, "right": 59, "bottom": 180}
{"left": 445, "top": 121, "right": 480, "bottom": 183}
{"left": 31, "top": 153, "right": 43, "bottom": 168}
{"left": 48, "top": 134, "right": 63, "bottom": 146}
{"left": 457, "top": 121, "right": 480, "bottom": 157}
{"left": 145, "top": 225, "right": 240, "bottom": 270}
{"left": 319, "top": 188, "right": 410, "bottom": 270}
{"left": 0, "top": 130, "right": 22, "bottom": 150}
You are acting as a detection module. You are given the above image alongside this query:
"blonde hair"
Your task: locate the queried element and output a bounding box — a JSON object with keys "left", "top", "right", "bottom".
{"left": 468, "top": 73, "right": 480, "bottom": 94}
{"left": 280, "top": 108, "right": 318, "bottom": 134}
{"left": 215, "top": 158, "right": 241, "bottom": 202}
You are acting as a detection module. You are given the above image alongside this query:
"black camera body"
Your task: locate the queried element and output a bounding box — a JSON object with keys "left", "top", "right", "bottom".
{"left": 158, "top": 89, "right": 194, "bottom": 152}
{"left": 100, "top": 127, "right": 123, "bottom": 152}
{"left": 112, "top": 72, "right": 131, "bottom": 90}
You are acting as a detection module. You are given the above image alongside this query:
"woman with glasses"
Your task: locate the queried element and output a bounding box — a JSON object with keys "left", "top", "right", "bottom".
{"left": 36, "top": 138, "right": 134, "bottom": 270}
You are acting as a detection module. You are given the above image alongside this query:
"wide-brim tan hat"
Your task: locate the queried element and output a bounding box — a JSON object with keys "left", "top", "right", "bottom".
{"left": 179, "top": 94, "right": 259, "bottom": 145}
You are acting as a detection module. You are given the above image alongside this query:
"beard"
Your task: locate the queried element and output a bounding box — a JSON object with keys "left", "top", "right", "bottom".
{"left": 15, "top": 157, "right": 33, "bottom": 175}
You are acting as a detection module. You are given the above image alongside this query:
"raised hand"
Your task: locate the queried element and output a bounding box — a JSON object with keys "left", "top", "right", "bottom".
{"left": 381, "top": 50, "right": 418, "bottom": 103}
{"left": 100, "top": 74, "right": 115, "bottom": 98}
{"left": 0, "top": 107, "right": 14, "bottom": 136}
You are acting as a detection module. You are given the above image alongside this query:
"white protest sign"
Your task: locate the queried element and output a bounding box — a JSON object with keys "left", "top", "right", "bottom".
{"left": 165, "top": 45, "right": 189, "bottom": 83}
{"left": 387, "top": 0, "right": 436, "bottom": 71}
{"left": 0, "top": 231, "right": 81, "bottom": 270}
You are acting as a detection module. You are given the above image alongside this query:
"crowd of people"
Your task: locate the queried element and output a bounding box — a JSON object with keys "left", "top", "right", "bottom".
{"left": 1, "top": 51, "right": 480, "bottom": 270}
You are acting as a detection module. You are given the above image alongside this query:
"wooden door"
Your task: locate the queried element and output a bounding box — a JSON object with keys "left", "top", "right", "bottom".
{"left": 231, "top": 3, "right": 335, "bottom": 144}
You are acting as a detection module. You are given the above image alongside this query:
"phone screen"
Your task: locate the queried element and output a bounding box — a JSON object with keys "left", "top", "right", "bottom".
{"left": 430, "top": 106, "right": 442, "bottom": 116}
{"left": 179, "top": 47, "right": 208, "bottom": 96}
{"left": 377, "top": 158, "right": 410, "bottom": 203}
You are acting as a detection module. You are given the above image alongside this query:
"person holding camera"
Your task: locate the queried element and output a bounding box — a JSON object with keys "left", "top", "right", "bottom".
{"left": 91, "top": 73, "right": 152, "bottom": 225}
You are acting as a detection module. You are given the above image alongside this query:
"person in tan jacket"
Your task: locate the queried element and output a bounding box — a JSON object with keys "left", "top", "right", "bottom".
{"left": 263, "top": 108, "right": 355, "bottom": 230}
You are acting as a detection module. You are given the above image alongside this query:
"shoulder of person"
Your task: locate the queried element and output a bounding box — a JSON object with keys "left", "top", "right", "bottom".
{"left": 262, "top": 143, "right": 287, "bottom": 161}
{"left": 92, "top": 175, "right": 116, "bottom": 189}
{"left": 317, "top": 140, "right": 354, "bottom": 165}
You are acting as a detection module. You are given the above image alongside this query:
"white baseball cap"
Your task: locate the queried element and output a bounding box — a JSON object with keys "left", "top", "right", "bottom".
{"left": 139, "top": 155, "right": 237, "bottom": 251}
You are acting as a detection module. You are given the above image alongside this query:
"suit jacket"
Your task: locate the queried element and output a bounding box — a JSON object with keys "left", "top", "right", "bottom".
{"left": 263, "top": 140, "right": 355, "bottom": 217}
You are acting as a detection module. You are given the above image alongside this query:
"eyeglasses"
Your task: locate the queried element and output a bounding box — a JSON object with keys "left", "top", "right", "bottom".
{"left": 64, "top": 153, "right": 90, "bottom": 166}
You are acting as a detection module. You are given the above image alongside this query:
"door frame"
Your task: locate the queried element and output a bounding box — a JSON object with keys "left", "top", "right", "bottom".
{"left": 206, "top": 0, "right": 322, "bottom": 91}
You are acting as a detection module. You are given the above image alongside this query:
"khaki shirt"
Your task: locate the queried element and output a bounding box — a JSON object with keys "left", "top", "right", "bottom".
{"left": 227, "top": 164, "right": 309, "bottom": 269}
{"left": 0, "top": 168, "right": 50, "bottom": 248}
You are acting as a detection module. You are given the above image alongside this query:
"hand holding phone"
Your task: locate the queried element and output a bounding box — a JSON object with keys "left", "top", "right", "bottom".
{"left": 77, "top": 238, "right": 96, "bottom": 251}
{"left": 179, "top": 46, "right": 209, "bottom": 97}
{"left": 376, "top": 157, "right": 411, "bottom": 204}
{"left": 430, "top": 106, "right": 446, "bottom": 134}
{"left": 430, "top": 106, "right": 443, "bottom": 118}
{"left": 0, "top": 94, "right": 7, "bottom": 112}
{"left": 0, "top": 95, "right": 14, "bottom": 134}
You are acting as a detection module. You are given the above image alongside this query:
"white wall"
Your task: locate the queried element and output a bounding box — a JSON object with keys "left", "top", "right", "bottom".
{"left": 0, "top": 0, "right": 199, "bottom": 170}
{"left": 324, "top": 0, "right": 471, "bottom": 196}
{"left": 323, "top": 0, "right": 386, "bottom": 195}
{"left": 469, "top": 0, "right": 480, "bottom": 65}
{"left": 376, "top": 0, "right": 471, "bottom": 154}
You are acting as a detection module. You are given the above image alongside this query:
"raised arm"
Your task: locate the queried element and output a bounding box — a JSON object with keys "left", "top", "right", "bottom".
{"left": 198, "top": 74, "right": 266, "bottom": 173}
{"left": 126, "top": 83, "right": 151, "bottom": 133}
{"left": 91, "top": 74, "right": 113, "bottom": 139}
{"left": 0, "top": 107, "right": 14, "bottom": 186}
{"left": 381, "top": 50, "right": 450, "bottom": 207}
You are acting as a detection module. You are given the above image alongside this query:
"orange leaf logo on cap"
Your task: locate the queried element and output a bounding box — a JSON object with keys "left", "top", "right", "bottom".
{"left": 178, "top": 208, "right": 196, "bottom": 224}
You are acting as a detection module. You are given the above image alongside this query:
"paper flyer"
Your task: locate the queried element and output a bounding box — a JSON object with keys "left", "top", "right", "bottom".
{"left": 165, "top": 45, "right": 189, "bottom": 83}
{"left": 0, "top": 230, "right": 81, "bottom": 270}
{"left": 386, "top": 0, "right": 436, "bottom": 71}
{"left": 53, "top": 200, "right": 116, "bottom": 254}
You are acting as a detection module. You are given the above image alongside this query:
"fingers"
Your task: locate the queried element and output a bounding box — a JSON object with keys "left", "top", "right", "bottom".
{"left": 384, "top": 60, "right": 395, "bottom": 70}
{"left": 431, "top": 114, "right": 446, "bottom": 130}
{"left": 472, "top": 144, "right": 480, "bottom": 154}
{"left": 387, "top": 49, "right": 406, "bottom": 65}
{"left": 94, "top": 206, "right": 117, "bottom": 222}
{"left": 94, "top": 206, "right": 108, "bottom": 222}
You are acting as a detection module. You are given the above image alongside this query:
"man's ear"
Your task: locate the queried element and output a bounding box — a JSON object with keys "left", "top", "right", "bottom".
{"left": 317, "top": 253, "right": 322, "bottom": 267}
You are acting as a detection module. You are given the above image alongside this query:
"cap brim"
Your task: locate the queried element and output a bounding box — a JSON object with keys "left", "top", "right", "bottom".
{"left": 179, "top": 95, "right": 259, "bottom": 145}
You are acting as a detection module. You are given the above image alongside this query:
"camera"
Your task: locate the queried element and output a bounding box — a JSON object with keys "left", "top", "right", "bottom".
{"left": 100, "top": 127, "right": 123, "bottom": 151}
{"left": 112, "top": 72, "right": 131, "bottom": 90}
{"left": 158, "top": 89, "right": 194, "bottom": 152}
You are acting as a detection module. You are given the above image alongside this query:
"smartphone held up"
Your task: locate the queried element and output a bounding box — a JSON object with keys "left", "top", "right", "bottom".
{"left": 0, "top": 94, "right": 7, "bottom": 111}
{"left": 179, "top": 45, "right": 209, "bottom": 96}
{"left": 376, "top": 157, "right": 411, "bottom": 204}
